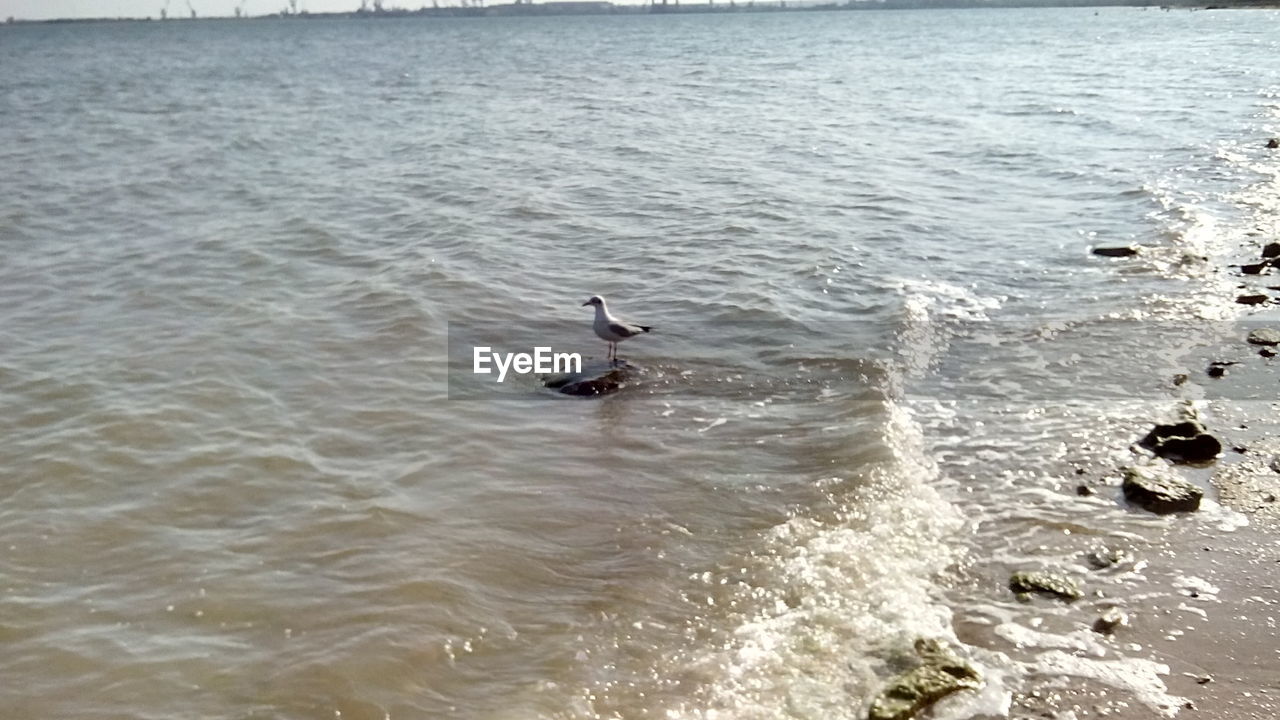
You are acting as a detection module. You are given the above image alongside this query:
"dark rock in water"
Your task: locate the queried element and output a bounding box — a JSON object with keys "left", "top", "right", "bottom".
{"left": 1237, "top": 293, "right": 1269, "bottom": 306}
{"left": 1240, "top": 262, "right": 1271, "bottom": 275}
{"left": 1172, "top": 373, "right": 1189, "bottom": 386}
{"left": 543, "top": 361, "right": 634, "bottom": 397}
{"left": 1139, "top": 419, "right": 1221, "bottom": 464}
{"left": 1154, "top": 434, "right": 1220, "bottom": 464}
{"left": 1261, "top": 348, "right": 1277, "bottom": 358}
{"left": 1092, "top": 246, "right": 1139, "bottom": 258}
{"left": 1092, "top": 608, "right": 1130, "bottom": 635}
{"left": 1207, "top": 361, "right": 1238, "bottom": 378}
{"left": 1076, "top": 484, "right": 1094, "bottom": 496}
{"left": 1269, "top": 138, "right": 1280, "bottom": 149}
{"left": 1009, "top": 570, "right": 1082, "bottom": 601}
{"left": 1263, "top": 242, "right": 1280, "bottom": 259}
{"left": 1143, "top": 420, "right": 1203, "bottom": 440}
{"left": 553, "top": 376, "right": 621, "bottom": 396}
{"left": 868, "top": 639, "right": 982, "bottom": 720}
{"left": 1122, "top": 466, "right": 1203, "bottom": 514}
{"left": 1247, "top": 328, "right": 1280, "bottom": 346}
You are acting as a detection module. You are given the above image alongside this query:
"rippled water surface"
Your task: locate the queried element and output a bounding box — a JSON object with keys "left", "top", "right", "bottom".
{"left": 2, "top": 8, "right": 1279, "bottom": 720}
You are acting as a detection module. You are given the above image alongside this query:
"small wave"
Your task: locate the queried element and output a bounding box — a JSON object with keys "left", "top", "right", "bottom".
{"left": 500, "top": 204, "right": 562, "bottom": 221}
{"left": 655, "top": 401, "right": 974, "bottom": 720}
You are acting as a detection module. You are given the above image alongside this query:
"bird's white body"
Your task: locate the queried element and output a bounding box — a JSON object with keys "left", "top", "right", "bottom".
{"left": 591, "top": 302, "right": 639, "bottom": 342}
{"left": 582, "top": 295, "right": 651, "bottom": 361}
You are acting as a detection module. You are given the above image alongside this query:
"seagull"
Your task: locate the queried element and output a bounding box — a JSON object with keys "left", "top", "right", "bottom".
{"left": 582, "top": 295, "right": 651, "bottom": 363}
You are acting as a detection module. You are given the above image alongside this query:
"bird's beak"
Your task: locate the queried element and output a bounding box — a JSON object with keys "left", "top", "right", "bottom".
{"left": 581, "top": 301, "right": 590, "bottom": 307}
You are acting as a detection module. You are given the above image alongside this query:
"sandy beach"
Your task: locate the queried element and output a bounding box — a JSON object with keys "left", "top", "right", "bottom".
{"left": 983, "top": 230, "right": 1280, "bottom": 720}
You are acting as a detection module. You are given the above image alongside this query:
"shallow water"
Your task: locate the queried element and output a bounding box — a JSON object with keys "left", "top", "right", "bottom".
{"left": 2, "top": 8, "right": 1279, "bottom": 719}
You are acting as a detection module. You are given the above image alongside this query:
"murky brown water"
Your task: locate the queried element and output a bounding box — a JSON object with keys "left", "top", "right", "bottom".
{"left": 2, "top": 8, "right": 1278, "bottom": 719}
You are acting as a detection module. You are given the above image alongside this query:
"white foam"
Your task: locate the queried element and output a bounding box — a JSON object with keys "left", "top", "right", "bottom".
{"left": 1197, "top": 498, "right": 1249, "bottom": 532}
{"left": 1177, "top": 603, "right": 1209, "bottom": 619}
{"left": 1172, "top": 575, "right": 1221, "bottom": 600}
{"left": 892, "top": 278, "right": 1005, "bottom": 323}
{"left": 661, "top": 401, "right": 983, "bottom": 720}
{"left": 994, "top": 622, "right": 1108, "bottom": 657}
{"left": 1028, "top": 650, "right": 1185, "bottom": 717}
{"left": 697, "top": 417, "right": 727, "bottom": 433}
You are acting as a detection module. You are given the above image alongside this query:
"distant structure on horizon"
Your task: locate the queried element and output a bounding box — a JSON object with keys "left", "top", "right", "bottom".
{"left": 7, "top": 0, "right": 1280, "bottom": 25}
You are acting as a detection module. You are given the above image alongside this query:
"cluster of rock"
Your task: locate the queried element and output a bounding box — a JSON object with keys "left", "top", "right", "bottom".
{"left": 1238, "top": 241, "right": 1280, "bottom": 278}
{"left": 1020, "top": 221, "right": 1280, "bottom": 718}
{"left": 869, "top": 232, "right": 1277, "bottom": 718}
{"left": 1138, "top": 416, "right": 1221, "bottom": 466}
{"left": 556, "top": 229, "right": 1280, "bottom": 720}
{"left": 997, "top": 410, "right": 1219, "bottom": 669}
{"left": 1101, "top": 411, "right": 1214, "bottom": 514}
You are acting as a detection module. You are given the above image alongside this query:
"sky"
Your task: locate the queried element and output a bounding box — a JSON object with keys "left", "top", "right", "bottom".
{"left": 0, "top": 1, "right": 407, "bottom": 20}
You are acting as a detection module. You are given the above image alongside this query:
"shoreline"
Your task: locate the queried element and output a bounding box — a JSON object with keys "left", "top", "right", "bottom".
{"left": 1150, "top": 233, "right": 1280, "bottom": 716}
{"left": 991, "top": 178, "right": 1280, "bottom": 716}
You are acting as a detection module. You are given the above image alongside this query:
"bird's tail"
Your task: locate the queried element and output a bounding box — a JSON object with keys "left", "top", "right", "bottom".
{"left": 638, "top": 325, "right": 652, "bottom": 333}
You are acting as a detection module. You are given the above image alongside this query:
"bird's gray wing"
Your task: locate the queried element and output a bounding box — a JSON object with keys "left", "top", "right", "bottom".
{"left": 608, "top": 321, "right": 647, "bottom": 338}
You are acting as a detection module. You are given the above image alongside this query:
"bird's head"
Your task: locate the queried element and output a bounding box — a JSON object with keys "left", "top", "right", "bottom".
{"left": 582, "top": 295, "right": 604, "bottom": 308}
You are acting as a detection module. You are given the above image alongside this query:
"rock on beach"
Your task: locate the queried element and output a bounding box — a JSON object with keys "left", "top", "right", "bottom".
{"left": 543, "top": 361, "right": 634, "bottom": 397}
{"left": 1086, "top": 546, "right": 1133, "bottom": 570}
{"left": 1247, "top": 328, "right": 1280, "bottom": 347}
{"left": 1092, "top": 608, "right": 1130, "bottom": 635}
{"left": 1139, "top": 419, "right": 1222, "bottom": 464}
{"left": 868, "top": 639, "right": 982, "bottom": 720}
{"left": 1122, "top": 465, "right": 1203, "bottom": 514}
{"left": 1008, "top": 570, "right": 1082, "bottom": 601}
{"left": 1092, "top": 246, "right": 1139, "bottom": 258}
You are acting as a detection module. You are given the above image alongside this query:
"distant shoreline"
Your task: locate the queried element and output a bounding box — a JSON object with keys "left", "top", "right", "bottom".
{"left": 5, "top": 0, "right": 1279, "bottom": 26}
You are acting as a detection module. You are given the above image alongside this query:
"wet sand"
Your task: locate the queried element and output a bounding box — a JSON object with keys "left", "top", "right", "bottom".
{"left": 996, "top": 241, "right": 1280, "bottom": 719}
{"left": 1165, "top": 295, "right": 1280, "bottom": 718}
{"left": 999, "top": 519, "right": 1280, "bottom": 720}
